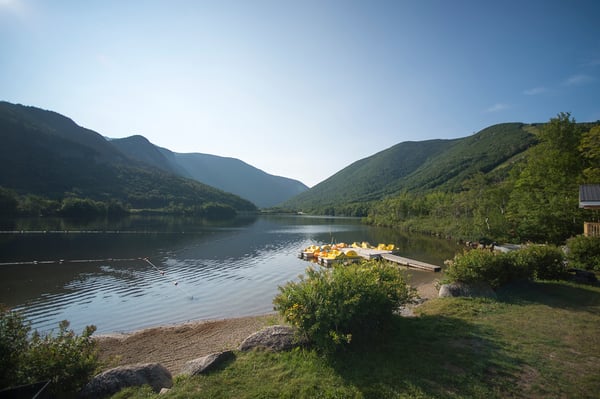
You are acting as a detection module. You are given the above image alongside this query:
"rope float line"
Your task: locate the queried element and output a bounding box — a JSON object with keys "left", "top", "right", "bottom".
{"left": 142, "top": 257, "right": 194, "bottom": 299}
{"left": 0, "top": 230, "right": 188, "bottom": 234}
{"left": 0, "top": 257, "right": 141, "bottom": 266}
{"left": 0, "top": 256, "right": 195, "bottom": 299}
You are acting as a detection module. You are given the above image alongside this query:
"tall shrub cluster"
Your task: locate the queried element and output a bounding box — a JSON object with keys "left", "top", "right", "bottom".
{"left": 444, "top": 245, "right": 566, "bottom": 289}
{"left": 567, "top": 235, "right": 600, "bottom": 272}
{"left": 0, "top": 308, "right": 99, "bottom": 397}
{"left": 273, "top": 261, "right": 415, "bottom": 352}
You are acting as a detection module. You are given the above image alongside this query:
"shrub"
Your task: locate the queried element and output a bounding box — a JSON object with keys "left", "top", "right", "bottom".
{"left": 566, "top": 235, "right": 600, "bottom": 272}
{"left": 0, "top": 306, "right": 29, "bottom": 387}
{"left": 513, "top": 245, "right": 566, "bottom": 280}
{"left": 444, "top": 245, "right": 567, "bottom": 288}
{"left": 0, "top": 308, "right": 99, "bottom": 397}
{"left": 59, "top": 197, "right": 106, "bottom": 217}
{"left": 444, "top": 249, "right": 520, "bottom": 289}
{"left": 273, "top": 261, "right": 414, "bottom": 352}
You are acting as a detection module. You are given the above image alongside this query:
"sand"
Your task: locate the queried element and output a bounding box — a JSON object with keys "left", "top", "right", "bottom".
{"left": 95, "top": 281, "right": 438, "bottom": 374}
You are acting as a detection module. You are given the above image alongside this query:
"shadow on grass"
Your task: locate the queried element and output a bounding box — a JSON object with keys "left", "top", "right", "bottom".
{"left": 496, "top": 280, "right": 600, "bottom": 314}
{"left": 326, "top": 314, "right": 520, "bottom": 398}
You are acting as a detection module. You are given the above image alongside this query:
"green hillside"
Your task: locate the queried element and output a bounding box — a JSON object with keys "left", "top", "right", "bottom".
{"left": 0, "top": 101, "right": 256, "bottom": 213}
{"left": 283, "top": 123, "right": 536, "bottom": 214}
{"left": 397, "top": 123, "right": 536, "bottom": 192}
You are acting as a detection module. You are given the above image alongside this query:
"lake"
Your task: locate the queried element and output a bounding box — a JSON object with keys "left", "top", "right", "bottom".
{"left": 0, "top": 214, "right": 460, "bottom": 334}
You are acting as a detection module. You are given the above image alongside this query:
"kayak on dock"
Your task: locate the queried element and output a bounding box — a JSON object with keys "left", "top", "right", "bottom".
{"left": 298, "top": 242, "right": 441, "bottom": 272}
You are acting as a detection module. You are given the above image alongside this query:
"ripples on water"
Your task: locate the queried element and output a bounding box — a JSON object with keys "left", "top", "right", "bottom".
{"left": 0, "top": 215, "right": 460, "bottom": 334}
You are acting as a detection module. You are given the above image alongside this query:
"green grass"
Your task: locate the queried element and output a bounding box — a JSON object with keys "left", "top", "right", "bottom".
{"left": 112, "top": 280, "right": 600, "bottom": 398}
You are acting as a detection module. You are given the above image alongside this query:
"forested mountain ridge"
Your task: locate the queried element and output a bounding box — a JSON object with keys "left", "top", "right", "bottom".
{"left": 111, "top": 136, "right": 308, "bottom": 208}
{"left": 170, "top": 152, "right": 308, "bottom": 208}
{"left": 0, "top": 101, "right": 256, "bottom": 213}
{"left": 365, "top": 115, "right": 600, "bottom": 244}
{"left": 110, "top": 135, "right": 190, "bottom": 177}
{"left": 283, "top": 123, "right": 536, "bottom": 213}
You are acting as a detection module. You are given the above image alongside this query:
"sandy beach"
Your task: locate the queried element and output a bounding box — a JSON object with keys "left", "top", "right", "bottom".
{"left": 96, "top": 281, "right": 438, "bottom": 374}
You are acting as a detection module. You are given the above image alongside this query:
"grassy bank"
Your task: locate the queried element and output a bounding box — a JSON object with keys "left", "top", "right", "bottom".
{"left": 114, "top": 280, "right": 600, "bottom": 398}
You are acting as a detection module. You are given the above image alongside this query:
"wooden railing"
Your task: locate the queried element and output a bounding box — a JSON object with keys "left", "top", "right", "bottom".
{"left": 584, "top": 222, "right": 600, "bottom": 237}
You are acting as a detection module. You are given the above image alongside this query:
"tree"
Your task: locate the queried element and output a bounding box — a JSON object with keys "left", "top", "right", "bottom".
{"left": 579, "top": 125, "right": 600, "bottom": 182}
{"left": 507, "top": 113, "right": 584, "bottom": 243}
{"left": 0, "top": 187, "right": 18, "bottom": 216}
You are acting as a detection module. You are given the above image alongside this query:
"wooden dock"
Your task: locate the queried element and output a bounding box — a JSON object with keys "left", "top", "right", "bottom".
{"left": 299, "top": 246, "right": 442, "bottom": 272}
{"left": 380, "top": 253, "right": 441, "bottom": 272}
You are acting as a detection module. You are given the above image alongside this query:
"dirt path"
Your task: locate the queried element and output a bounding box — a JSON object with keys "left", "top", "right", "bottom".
{"left": 95, "top": 281, "right": 438, "bottom": 375}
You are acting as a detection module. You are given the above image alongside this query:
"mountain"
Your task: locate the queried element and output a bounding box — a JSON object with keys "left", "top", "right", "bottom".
{"left": 0, "top": 101, "right": 256, "bottom": 212}
{"left": 110, "top": 135, "right": 190, "bottom": 177}
{"left": 282, "top": 123, "right": 537, "bottom": 213}
{"left": 168, "top": 152, "right": 307, "bottom": 208}
{"left": 112, "top": 137, "right": 308, "bottom": 208}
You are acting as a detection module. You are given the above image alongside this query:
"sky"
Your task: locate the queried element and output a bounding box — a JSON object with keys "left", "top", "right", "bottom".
{"left": 1, "top": 0, "right": 599, "bottom": 187}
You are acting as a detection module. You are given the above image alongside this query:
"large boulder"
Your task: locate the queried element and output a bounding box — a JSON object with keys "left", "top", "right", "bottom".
{"left": 179, "top": 351, "right": 235, "bottom": 376}
{"left": 438, "top": 281, "right": 497, "bottom": 299}
{"left": 79, "top": 363, "right": 172, "bottom": 398}
{"left": 239, "top": 325, "right": 303, "bottom": 352}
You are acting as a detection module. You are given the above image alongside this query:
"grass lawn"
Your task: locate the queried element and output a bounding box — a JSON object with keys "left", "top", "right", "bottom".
{"left": 113, "top": 280, "right": 600, "bottom": 399}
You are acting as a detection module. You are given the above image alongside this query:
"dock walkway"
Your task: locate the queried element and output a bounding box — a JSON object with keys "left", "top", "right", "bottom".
{"left": 301, "top": 247, "right": 442, "bottom": 272}
{"left": 379, "top": 253, "right": 441, "bottom": 272}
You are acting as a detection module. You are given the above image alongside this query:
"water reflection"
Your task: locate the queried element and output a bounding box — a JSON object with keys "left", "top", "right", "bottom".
{"left": 0, "top": 215, "right": 460, "bottom": 334}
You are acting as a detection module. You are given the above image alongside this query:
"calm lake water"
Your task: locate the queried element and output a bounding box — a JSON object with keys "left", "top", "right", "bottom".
{"left": 0, "top": 215, "right": 460, "bottom": 334}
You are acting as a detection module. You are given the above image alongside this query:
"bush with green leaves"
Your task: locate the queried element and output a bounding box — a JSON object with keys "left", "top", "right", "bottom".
{"left": 444, "top": 249, "right": 521, "bottom": 289}
{"left": 0, "top": 307, "right": 99, "bottom": 397}
{"left": 273, "top": 261, "right": 415, "bottom": 352}
{"left": 0, "top": 307, "right": 29, "bottom": 388}
{"left": 511, "top": 244, "right": 566, "bottom": 280}
{"left": 445, "top": 245, "right": 566, "bottom": 288}
{"left": 566, "top": 235, "right": 600, "bottom": 272}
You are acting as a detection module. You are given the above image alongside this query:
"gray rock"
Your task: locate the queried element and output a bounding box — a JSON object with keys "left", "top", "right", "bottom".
{"left": 179, "top": 351, "right": 235, "bottom": 376}
{"left": 79, "top": 363, "right": 172, "bottom": 398}
{"left": 438, "top": 281, "right": 497, "bottom": 299}
{"left": 239, "top": 325, "right": 302, "bottom": 352}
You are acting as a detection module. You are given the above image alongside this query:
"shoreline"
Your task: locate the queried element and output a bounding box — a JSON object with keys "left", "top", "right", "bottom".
{"left": 95, "top": 281, "right": 439, "bottom": 374}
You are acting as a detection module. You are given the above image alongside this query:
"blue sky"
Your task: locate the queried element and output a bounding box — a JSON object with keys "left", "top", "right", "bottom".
{"left": 1, "top": 0, "right": 599, "bottom": 187}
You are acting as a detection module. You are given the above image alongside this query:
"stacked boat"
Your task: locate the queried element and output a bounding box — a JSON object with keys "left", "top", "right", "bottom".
{"left": 299, "top": 242, "right": 396, "bottom": 266}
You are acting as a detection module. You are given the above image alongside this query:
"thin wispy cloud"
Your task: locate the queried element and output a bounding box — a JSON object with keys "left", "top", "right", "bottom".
{"left": 96, "top": 54, "right": 117, "bottom": 70}
{"left": 563, "top": 74, "right": 595, "bottom": 86}
{"left": 486, "top": 103, "right": 510, "bottom": 113}
{"left": 523, "top": 86, "right": 548, "bottom": 96}
{"left": 0, "top": 0, "right": 28, "bottom": 18}
{"left": 582, "top": 59, "right": 600, "bottom": 67}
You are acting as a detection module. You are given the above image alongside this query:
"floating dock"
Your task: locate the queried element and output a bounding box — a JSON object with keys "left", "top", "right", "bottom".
{"left": 299, "top": 246, "right": 442, "bottom": 272}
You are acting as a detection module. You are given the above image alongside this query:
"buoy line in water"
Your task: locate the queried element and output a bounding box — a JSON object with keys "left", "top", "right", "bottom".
{"left": 0, "top": 257, "right": 141, "bottom": 266}
{"left": 142, "top": 257, "right": 194, "bottom": 299}
{"left": 0, "top": 256, "right": 195, "bottom": 299}
{"left": 0, "top": 230, "right": 187, "bottom": 234}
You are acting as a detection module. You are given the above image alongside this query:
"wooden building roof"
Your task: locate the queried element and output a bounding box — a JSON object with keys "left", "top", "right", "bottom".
{"left": 580, "top": 184, "right": 600, "bottom": 209}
